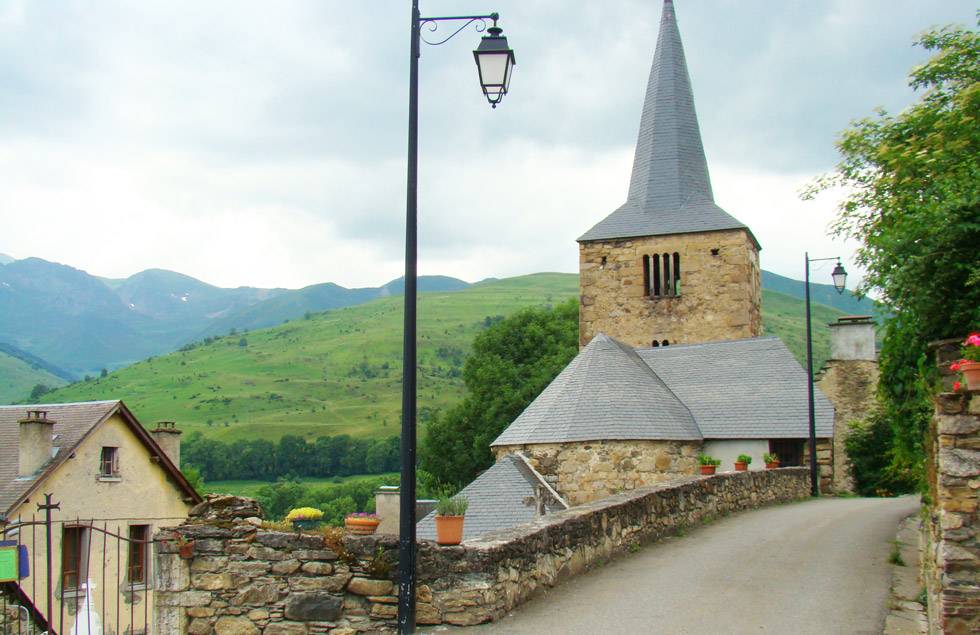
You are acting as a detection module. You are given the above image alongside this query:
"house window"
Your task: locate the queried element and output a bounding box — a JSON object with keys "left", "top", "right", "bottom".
{"left": 127, "top": 525, "right": 150, "bottom": 585}
{"left": 62, "top": 526, "right": 90, "bottom": 591}
{"left": 100, "top": 447, "right": 119, "bottom": 476}
{"left": 769, "top": 439, "right": 804, "bottom": 467}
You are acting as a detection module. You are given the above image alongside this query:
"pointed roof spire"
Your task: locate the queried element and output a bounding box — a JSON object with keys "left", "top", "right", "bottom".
{"left": 579, "top": 1, "right": 758, "bottom": 248}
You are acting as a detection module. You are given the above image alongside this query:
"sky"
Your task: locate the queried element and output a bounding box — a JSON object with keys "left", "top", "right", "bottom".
{"left": 0, "top": 1, "right": 976, "bottom": 291}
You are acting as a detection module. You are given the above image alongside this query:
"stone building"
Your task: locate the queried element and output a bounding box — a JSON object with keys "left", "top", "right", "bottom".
{"left": 816, "top": 316, "right": 880, "bottom": 492}
{"left": 418, "top": 0, "right": 840, "bottom": 537}
{"left": 0, "top": 400, "right": 201, "bottom": 634}
{"left": 577, "top": 0, "right": 762, "bottom": 349}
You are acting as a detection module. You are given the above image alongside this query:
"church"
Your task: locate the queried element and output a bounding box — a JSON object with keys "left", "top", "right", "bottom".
{"left": 419, "top": 0, "right": 866, "bottom": 540}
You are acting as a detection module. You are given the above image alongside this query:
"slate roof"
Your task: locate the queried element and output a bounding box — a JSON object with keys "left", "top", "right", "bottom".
{"left": 636, "top": 337, "right": 835, "bottom": 438}
{"left": 578, "top": 0, "right": 758, "bottom": 248}
{"left": 491, "top": 333, "right": 701, "bottom": 447}
{"left": 0, "top": 400, "right": 201, "bottom": 517}
{"left": 491, "top": 334, "right": 833, "bottom": 447}
{"left": 417, "top": 454, "right": 567, "bottom": 542}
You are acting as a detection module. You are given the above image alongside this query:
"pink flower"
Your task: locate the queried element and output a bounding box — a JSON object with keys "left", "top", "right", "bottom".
{"left": 966, "top": 334, "right": 980, "bottom": 347}
{"left": 953, "top": 381, "right": 962, "bottom": 392}
{"left": 951, "top": 362, "right": 961, "bottom": 372}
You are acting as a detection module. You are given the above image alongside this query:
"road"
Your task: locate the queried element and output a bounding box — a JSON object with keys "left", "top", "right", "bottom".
{"left": 460, "top": 496, "right": 918, "bottom": 635}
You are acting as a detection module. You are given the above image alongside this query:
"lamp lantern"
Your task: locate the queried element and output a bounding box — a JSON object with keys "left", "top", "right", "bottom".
{"left": 831, "top": 261, "right": 848, "bottom": 294}
{"left": 473, "top": 18, "right": 516, "bottom": 108}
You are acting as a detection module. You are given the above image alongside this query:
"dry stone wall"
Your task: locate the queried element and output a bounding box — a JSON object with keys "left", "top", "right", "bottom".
{"left": 154, "top": 471, "right": 808, "bottom": 633}
{"left": 493, "top": 440, "right": 700, "bottom": 505}
{"left": 579, "top": 229, "right": 762, "bottom": 348}
{"left": 923, "top": 388, "right": 980, "bottom": 634}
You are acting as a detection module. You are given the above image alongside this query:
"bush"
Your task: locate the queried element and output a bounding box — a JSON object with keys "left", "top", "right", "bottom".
{"left": 844, "top": 409, "right": 918, "bottom": 496}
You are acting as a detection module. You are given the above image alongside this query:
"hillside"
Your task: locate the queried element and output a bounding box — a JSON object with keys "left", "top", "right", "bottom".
{"left": 39, "top": 273, "right": 847, "bottom": 442}
{"left": 0, "top": 350, "right": 67, "bottom": 403}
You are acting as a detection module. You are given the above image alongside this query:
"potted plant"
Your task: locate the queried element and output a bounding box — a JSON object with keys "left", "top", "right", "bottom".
{"left": 764, "top": 453, "right": 780, "bottom": 469}
{"left": 175, "top": 535, "right": 195, "bottom": 560}
{"left": 344, "top": 512, "right": 381, "bottom": 535}
{"left": 734, "top": 454, "right": 752, "bottom": 472}
{"left": 434, "top": 495, "right": 469, "bottom": 546}
{"left": 950, "top": 333, "right": 980, "bottom": 391}
{"left": 286, "top": 507, "right": 324, "bottom": 531}
{"left": 698, "top": 454, "right": 720, "bottom": 475}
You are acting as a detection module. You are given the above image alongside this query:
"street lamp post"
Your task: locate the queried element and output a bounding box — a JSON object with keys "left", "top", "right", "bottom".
{"left": 804, "top": 253, "right": 847, "bottom": 497}
{"left": 399, "top": 3, "right": 515, "bottom": 633}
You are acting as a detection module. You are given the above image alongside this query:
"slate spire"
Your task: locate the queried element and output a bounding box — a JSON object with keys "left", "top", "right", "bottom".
{"left": 627, "top": 0, "right": 712, "bottom": 209}
{"left": 579, "top": 1, "right": 758, "bottom": 247}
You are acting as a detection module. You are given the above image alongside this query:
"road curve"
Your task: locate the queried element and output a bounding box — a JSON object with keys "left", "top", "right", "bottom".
{"left": 462, "top": 495, "right": 918, "bottom": 635}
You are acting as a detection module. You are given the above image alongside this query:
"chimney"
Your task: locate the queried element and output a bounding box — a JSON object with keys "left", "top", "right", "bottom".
{"left": 19, "top": 410, "right": 55, "bottom": 478}
{"left": 828, "top": 315, "right": 877, "bottom": 361}
{"left": 151, "top": 421, "right": 182, "bottom": 468}
{"left": 373, "top": 486, "right": 438, "bottom": 535}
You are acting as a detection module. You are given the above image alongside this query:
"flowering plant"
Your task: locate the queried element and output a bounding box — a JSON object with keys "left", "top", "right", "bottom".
{"left": 345, "top": 512, "right": 380, "bottom": 520}
{"left": 949, "top": 333, "right": 980, "bottom": 391}
{"left": 285, "top": 507, "right": 324, "bottom": 522}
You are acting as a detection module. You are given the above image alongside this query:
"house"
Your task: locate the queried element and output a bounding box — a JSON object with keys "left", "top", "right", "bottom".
{"left": 0, "top": 400, "right": 201, "bottom": 634}
{"left": 420, "top": 0, "right": 843, "bottom": 538}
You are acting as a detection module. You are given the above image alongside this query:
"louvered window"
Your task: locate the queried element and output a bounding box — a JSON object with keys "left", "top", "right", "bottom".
{"left": 642, "top": 252, "right": 681, "bottom": 297}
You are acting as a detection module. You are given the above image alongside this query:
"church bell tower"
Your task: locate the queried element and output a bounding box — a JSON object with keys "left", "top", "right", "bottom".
{"left": 578, "top": 0, "right": 762, "bottom": 349}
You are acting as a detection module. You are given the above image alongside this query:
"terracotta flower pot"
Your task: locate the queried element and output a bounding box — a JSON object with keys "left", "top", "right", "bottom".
{"left": 734, "top": 462, "right": 748, "bottom": 472}
{"left": 434, "top": 515, "right": 465, "bottom": 545}
{"left": 765, "top": 461, "right": 780, "bottom": 469}
{"left": 699, "top": 465, "right": 717, "bottom": 476}
{"left": 961, "top": 360, "right": 980, "bottom": 390}
{"left": 345, "top": 517, "right": 380, "bottom": 535}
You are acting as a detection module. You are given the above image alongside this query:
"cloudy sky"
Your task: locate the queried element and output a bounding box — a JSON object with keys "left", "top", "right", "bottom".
{"left": 0, "top": 1, "right": 975, "bottom": 290}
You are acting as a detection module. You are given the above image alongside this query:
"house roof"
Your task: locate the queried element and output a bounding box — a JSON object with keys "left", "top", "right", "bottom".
{"left": 491, "top": 333, "right": 701, "bottom": 447}
{"left": 417, "top": 454, "right": 567, "bottom": 542}
{"left": 636, "top": 337, "right": 835, "bottom": 438}
{"left": 578, "top": 0, "right": 758, "bottom": 248}
{"left": 0, "top": 400, "right": 202, "bottom": 517}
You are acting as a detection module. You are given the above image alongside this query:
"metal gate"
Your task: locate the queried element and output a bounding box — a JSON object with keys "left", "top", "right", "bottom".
{"left": 1, "top": 495, "right": 156, "bottom": 635}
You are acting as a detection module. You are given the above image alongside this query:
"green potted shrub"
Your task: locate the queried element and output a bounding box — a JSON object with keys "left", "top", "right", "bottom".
{"left": 434, "top": 495, "right": 469, "bottom": 545}
{"left": 764, "top": 453, "right": 780, "bottom": 469}
{"left": 698, "top": 454, "right": 720, "bottom": 476}
{"left": 734, "top": 454, "right": 752, "bottom": 472}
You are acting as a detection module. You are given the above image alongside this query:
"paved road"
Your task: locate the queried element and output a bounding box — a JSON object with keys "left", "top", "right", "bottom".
{"left": 461, "top": 496, "right": 919, "bottom": 635}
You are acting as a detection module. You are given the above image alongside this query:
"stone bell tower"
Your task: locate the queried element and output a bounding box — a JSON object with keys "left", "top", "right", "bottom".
{"left": 578, "top": 0, "right": 762, "bottom": 349}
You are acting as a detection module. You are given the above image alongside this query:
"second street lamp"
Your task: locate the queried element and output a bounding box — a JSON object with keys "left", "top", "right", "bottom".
{"left": 399, "top": 3, "right": 515, "bottom": 633}
{"left": 804, "top": 253, "right": 847, "bottom": 497}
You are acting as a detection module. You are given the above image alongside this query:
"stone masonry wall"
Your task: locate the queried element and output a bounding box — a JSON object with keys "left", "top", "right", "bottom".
{"left": 801, "top": 438, "right": 835, "bottom": 494}
{"left": 579, "top": 229, "right": 762, "bottom": 348}
{"left": 155, "top": 471, "right": 808, "bottom": 633}
{"left": 923, "top": 388, "right": 980, "bottom": 634}
{"left": 493, "top": 440, "right": 701, "bottom": 505}
{"left": 816, "top": 359, "right": 879, "bottom": 492}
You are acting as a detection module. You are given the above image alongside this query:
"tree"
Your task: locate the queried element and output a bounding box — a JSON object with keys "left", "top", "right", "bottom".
{"left": 420, "top": 299, "right": 578, "bottom": 486}
{"left": 29, "top": 383, "right": 51, "bottom": 401}
{"left": 807, "top": 16, "right": 980, "bottom": 483}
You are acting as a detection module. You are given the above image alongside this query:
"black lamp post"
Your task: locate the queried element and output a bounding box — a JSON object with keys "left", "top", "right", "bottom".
{"left": 804, "top": 253, "right": 847, "bottom": 497}
{"left": 399, "top": 3, "right": 514, "bottom": 633}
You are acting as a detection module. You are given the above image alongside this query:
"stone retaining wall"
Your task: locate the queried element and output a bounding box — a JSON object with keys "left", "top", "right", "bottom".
{"left": 923, "top": 388, "right": 980, "bottom": 634}
{"left": 155, "top": 470, "right": 808, "bottom": 634}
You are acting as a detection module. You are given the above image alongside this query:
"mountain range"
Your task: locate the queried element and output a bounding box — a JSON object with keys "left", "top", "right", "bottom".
{"left": 0, "top": 255, "right": 878, "bottom": 383}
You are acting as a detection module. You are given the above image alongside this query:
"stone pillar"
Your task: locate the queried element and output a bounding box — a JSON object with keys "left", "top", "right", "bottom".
{"left": 924, "top": 388, "right": 980, "bottom": 634}
{"left": 18, "top": 409, "right": 54, "bottom": 477}
{"left": 802, "top": 438, "right": 834, "bottom": 494}
{"left": 818, "top": 316, "right": 880, "bottom": 493}
{"left": 151, "top": 421, "right": 182, "bottom": 468}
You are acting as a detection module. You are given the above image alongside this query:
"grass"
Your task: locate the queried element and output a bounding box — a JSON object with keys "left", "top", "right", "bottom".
{"left": 38, "top": 272, "right": 846, "bottom": 444}
{"left": 889, "top": 540, "right": 906, "bottom": 566}
{"left": 0, "top": 351, "right": 66, "bottom": 404}
{"left": 208, "top": 473, "right": 398, "bottom": 497}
